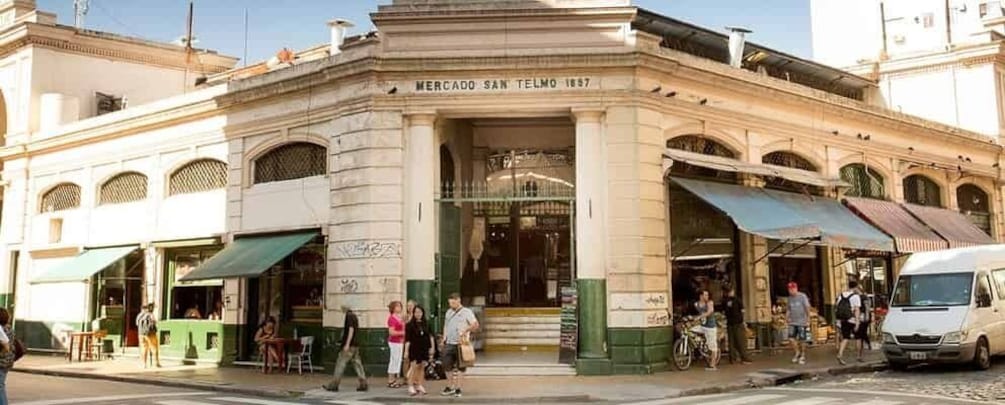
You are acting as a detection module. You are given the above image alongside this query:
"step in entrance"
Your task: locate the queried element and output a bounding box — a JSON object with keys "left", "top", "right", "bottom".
{"left": 482, "top": 307, "right": 561, "bottom": 351}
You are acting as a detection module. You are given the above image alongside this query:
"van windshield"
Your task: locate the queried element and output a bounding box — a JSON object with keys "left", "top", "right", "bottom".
{"left": 891, "top": 272, "right": 974, "bottom": 307}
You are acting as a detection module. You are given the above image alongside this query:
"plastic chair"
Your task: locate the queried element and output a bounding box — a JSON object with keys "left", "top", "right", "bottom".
{"left": 286, "top": 336, "right": 314, "bottom": 375}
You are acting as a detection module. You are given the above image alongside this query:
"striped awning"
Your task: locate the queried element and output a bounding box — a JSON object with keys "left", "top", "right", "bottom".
{"left": 901, "top": 204, "right": 995, "bottom": 249}
{"left": 843, "top": 197, "right": 949, "bottom": 253}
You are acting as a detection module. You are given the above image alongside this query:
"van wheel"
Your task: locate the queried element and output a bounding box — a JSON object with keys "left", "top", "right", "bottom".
{"left": 973, "top": 337, "right": 991, "bottom": 371}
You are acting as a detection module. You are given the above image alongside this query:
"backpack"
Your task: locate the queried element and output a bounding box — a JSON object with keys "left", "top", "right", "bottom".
{"left": 835, "top": 293, "right": 856, "bottom": 321}
{"left": 137, "top": 313, "right": 156, "bottom": 335}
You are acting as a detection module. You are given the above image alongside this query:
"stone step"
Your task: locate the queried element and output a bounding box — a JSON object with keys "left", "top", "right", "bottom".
{"left": 482, "top": 323, "right": 562, "bottom": 333}
{"left": 483, "top": 330, "right": 561, "bottom": 339}
{"left": 482, "top": 316, "right": 560, "bottom": 324}
{"left": 466, "top": 363, "right": 576, "bottom": 376}
{"left": 485, "top": 337, "right": 559, "bottom": 346}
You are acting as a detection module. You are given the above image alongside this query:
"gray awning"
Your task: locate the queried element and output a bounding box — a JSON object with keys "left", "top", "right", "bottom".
{"left": 663, "top": 148, "right": 848, "bottom": 188}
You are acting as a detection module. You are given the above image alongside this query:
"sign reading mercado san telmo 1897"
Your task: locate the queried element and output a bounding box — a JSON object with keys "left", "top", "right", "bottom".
{"left": 412, "top": 77, "right": 597, "bottom": 93}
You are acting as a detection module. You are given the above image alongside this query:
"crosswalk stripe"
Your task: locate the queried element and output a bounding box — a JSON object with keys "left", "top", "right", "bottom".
{"left": 156, "top": 401, "right": 218, "bottom": 405}
{"left": 210, "top": 397, "right": 304, "bottom": 405}
{"left": 773, "top": 397, "right": 842, "bottom": 405}
{"left": 17, "top": 392, "right": 210, "bottom": 405}
{"left": 634, "top": 394, "right": 788, "bottom": 405}
{"left": 620, "top": 394, "right": 735, "bottom": 405}
{"left": 855, "top": 400, "right": 904, "bottom": 405}
{"left": 325, "top": 400, "right": 386, "bottom": 405}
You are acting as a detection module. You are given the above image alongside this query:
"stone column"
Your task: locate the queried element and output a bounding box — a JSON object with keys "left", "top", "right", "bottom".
{"left": 573, "top": 109, "right": 608, "bottom": 364}
{"left": 737, "top": 175, "right": 773, "bottom": 346}
{"left": 404, "top": 113, "right": 438, "bottom": 313}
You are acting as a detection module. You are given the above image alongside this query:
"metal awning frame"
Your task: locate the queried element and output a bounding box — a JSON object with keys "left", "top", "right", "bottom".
{"left": 663, "top": 149, "right": 850, "bottom": 189}
{"left": 751, "top": 238, "right": 817, "bottom": 266}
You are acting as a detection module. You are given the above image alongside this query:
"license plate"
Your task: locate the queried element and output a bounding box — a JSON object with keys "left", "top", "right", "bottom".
{"left": 908, "top": 351, "right": 927, "bottom": 360}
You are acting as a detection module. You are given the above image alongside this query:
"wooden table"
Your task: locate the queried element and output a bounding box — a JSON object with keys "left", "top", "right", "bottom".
{"left": 65, "top": 331, "right": 96, "bottom": 363}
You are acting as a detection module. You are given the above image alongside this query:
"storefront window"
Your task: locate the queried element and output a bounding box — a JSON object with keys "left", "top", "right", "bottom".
{"left": 671, "top": 258, "right": 736, "bottom": 316}
{"left": 165, "top": 247, "right": 224, "bottom": 320}
{"left": 282, "top": 244, "right": 325, "bottom": 323}
{"left": 846, "top": 257, "right": 891, "bottom": 308}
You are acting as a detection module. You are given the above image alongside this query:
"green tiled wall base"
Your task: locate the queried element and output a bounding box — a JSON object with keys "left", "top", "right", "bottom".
{"left": 324, "top": 327, "right": 390, "bottom": 377}
{"left": 15, "top": 320, "right": 85, "bottom": 350}
{"left": 608, "top": 326, "right": 672, "bottom": 375}
{"left": 576, "top": 358, "right": 612, "bottom": 375}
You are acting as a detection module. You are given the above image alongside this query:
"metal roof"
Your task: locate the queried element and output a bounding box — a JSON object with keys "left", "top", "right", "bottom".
{"left": 633, "top": 9, "right": 875, "bottom": 98}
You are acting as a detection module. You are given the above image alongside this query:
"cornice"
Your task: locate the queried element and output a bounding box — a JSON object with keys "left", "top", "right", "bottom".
{"left": 0, "top": 22, "right": 236, "bottom": 72}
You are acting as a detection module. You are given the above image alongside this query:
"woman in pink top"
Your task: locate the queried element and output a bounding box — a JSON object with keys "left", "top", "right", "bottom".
{"left": 386, "top": 300, "right": 405, "bottom": 388}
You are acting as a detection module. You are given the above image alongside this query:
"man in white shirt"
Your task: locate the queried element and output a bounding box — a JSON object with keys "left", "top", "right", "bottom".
{"left": 836, "top": 281, "right": 862, "bottom": 365}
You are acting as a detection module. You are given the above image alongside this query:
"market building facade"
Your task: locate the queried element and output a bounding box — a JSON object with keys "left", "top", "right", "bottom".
{"left": 0, "top": 0, "right": 1002, "bottom": 375}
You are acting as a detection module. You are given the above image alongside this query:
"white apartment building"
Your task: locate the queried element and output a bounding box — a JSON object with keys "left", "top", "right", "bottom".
{"left": 811, "top": 0, "right": 1005, "bottom": 138}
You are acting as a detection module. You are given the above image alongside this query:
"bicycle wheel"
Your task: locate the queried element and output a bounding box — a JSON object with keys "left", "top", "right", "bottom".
{"left": 671, "top": 337, "right": 692, "bottom": 371}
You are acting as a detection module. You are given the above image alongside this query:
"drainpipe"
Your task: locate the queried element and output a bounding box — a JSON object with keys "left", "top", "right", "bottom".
{"left": 944, "top": 0, "right": 953, "bottom": 48}
{"left": 726, "top": 26, "right": 752, "bottom": 68}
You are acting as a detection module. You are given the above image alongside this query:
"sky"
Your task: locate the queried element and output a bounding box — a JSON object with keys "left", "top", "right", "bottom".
{"left": 36, "top": 0, "right": 812, "bottom": 65}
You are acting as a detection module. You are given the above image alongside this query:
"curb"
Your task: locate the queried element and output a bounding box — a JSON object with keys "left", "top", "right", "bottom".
{"left": 11, "top": 367, "right": 301, "bottom": 399}
{"left": 671, "top": 361, "right": 887, "bottom": 400}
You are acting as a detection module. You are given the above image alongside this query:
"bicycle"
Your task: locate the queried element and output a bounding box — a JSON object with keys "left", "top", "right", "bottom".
{"left": 670, "top": 315, "right": 712, "bottom": 371}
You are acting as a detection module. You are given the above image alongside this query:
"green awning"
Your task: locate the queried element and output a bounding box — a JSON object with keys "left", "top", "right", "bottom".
{"left": 31, "top": 246, "right": 138, "bottom": 284}
{"left": 179, "top": 232, "right": 317, "bottom": 281}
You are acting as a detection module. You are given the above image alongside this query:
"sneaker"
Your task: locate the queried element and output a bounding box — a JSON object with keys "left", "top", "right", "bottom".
{"left": 798, "top": 356, "right": 806, "bottom": 365}
{"left": 453, "top": 388, "right": 463, "bottom": 398}
{"left": 791, "top": 354, "right": 800, "bottom": 364}
{"left": 741, "top": 361, "right": 753, "bottom": 365}
{"left": 356, "top": 384, "right": 368, "bottom": 392}
{"left": 322, "top": 383, "right": 339, "bottom": 392}
{"left": 441, "top": 387, "right": 456, "bottom": 396}
{"left": 408, "top": 386, "right": 417, "bottom": 396}
{"left": 705, "top": 367, "right": 718, "bottom": 371}
{"left": 837, "top": 356, "right": 847, "bottom": 365}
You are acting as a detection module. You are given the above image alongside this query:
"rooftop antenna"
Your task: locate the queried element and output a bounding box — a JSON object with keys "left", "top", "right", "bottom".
{"left": 73, "top": 0, "right": 89, "bottom": 29}
{"left": 185, "top": 0, "right": 194, "bottom": 64}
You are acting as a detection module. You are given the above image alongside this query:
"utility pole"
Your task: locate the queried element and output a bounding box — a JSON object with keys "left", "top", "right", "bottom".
{"left": 73, "top": 0, "right": 89, "bottom": 29}
{"left": 185, "top": 0, "right": 194, "bottom": 64}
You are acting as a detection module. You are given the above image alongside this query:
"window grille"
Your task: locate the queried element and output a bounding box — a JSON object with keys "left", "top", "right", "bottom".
{"left": 762, "top": 151, "right": 816, "bottom": 171}
{"left": 665, "top": 135, "right": 736, "bottom": 181}
{"left": 762, "top": 151, "right": 819, "bottom": 193}
{"left": 840, "top": 164, "right": 885, "bottom": 199}
{"left": 903, "top": 175, "right": 941, "bottom": 207}
{"left": 99, "top": 172, "right": 148, "bottom": 205}
{"left": 253, "top": 143, "right": 327, "bottom": 184}
{"left": 958, "top": 184, "right": 992, "bottom": 236}
{"left": 169, "top": 159, "right": 228, "bottom": 196}
{"left": 39, "top": 183, "right": 81, "bottom": 213}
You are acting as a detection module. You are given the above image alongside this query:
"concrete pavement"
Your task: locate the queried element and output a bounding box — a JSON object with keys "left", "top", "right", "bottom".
{"left": 12, "top": 346, "right": 887, "bottom": 403}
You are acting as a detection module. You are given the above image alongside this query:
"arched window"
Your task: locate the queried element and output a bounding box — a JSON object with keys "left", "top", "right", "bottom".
{"left": 39, "top": 183, "right": 81, "bottom": 213}
{"left": 666, "top": 135, "right": 736, "bottom": 180}
{"left": 840, "top": 164, "right": 885, "bottom": 199}
{"left": 762, "top": 151, "right": 817, "bottom": 172}
{"left": 761, "top": 151, "right": 818, "bottom": 193}
{"left": 958, "top": 184, "right": 991, "bottom": 236}
{"left": 903, "top": 174, "right": 941, "bottom": 207}
{"left": 99, "top": 172, "right": 148, "bottom": 205}
{"left": 169, "top": 159, "right": 228, "bottom": 196}
{"left": 253, "top": 142, "right": 327, "bottom": 184}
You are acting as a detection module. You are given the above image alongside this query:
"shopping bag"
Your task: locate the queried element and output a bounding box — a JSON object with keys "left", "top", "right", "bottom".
{"left": 459, "top": 333, "right": 476, "bottom": 367}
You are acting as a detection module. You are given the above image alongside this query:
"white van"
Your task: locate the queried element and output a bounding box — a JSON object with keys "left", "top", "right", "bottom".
{"left": 882, "top": 245, "right": 1005, "bottom": 370}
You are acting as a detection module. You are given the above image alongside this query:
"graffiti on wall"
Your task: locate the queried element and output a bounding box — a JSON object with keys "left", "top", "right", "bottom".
{"left": 332, "top": 241, "right": 402, "bottom": 259}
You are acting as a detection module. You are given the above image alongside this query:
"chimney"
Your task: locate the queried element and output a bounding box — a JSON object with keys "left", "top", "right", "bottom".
{"left": 726, "top": 26, "right": 752, "bottom": 68}
{"left": 327, "top": 19, "right": 355, "bottom": 56}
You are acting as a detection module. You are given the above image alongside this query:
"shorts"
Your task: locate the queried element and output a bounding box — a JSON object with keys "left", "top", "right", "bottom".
{"left": 703, "top": 327, "right": 718, "bottom": 351}
{"left": 839, "top": 320, "right": 858, "bottom": 340}
{"left": 788, "top": 325, "right": 810, "bottom": 342}
{"left": 441, "top": 344, "right": 466, "bottom": 372}
{"left": 855, "top": 321, "right": 871, "bottom": 340}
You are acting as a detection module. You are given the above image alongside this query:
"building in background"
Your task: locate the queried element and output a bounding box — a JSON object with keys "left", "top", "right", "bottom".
{"left": 812, "top": 0, "right": 1005, "bottom": 139}
{"left": 0, "top": 0, "right": 1000, "bottom": 375}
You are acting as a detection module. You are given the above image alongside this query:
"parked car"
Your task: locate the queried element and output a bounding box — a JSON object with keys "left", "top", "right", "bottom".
{"left": 881, "top": 245, "right": 1005, "bottom": 370}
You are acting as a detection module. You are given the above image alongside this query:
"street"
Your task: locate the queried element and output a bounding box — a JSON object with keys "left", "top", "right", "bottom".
{"left": 799, "top": 360, "right": 1005, "bottom": 403}
{"left": 627, "top": 387, "right": 991, "bottom": 405}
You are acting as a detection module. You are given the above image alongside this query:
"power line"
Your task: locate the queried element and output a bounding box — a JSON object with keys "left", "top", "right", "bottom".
{"left": 89, "top": 0, "right": 141, "bottom": 37}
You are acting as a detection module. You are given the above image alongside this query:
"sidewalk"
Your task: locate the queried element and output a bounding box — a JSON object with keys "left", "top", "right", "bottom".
{"left": 13, "top": 346, "right": 886, "bottom": 402}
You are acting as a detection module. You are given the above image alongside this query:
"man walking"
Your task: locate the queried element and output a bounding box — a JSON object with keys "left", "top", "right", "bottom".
{"left": 835, "top": 281, "right": 862, "bottom": 365}
{"left": 323, "top": 305, "right": 368, "bottom": 392}
{"left": 722, "top": 286, "right": 752, "bottom": 364}
{"left": 440, "top": 293, "right": 478, "bottom": 398}
{"left": 786, "top": 282, "right": 811, "bottom": 365}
